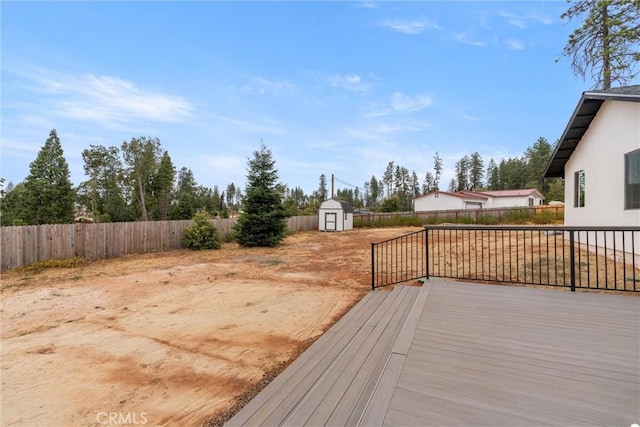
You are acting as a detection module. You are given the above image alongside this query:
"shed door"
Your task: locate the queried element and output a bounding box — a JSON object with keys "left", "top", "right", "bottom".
{"left": 325, "top": 213, "right": 337, "bottom": 231}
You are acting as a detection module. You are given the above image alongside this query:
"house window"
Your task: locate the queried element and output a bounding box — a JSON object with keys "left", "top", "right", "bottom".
{"left": 574, "top": 170, "right": 585, "bottom": 208}
{"left": 528, "top": 198, "right": 534, "bottom": 207}
{"left": 626, "top": 149, "right": 640, "bottom": 209}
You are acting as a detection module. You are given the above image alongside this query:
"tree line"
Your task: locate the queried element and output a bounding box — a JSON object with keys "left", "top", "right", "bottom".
{"left": 325, "top": 137, "right": 564, "bottom": 213}
{"left": 0, "top": 130, "right": 246, "bottom": 226}
{"left": 0, "top": 130, "right": 566, "bottom": 226}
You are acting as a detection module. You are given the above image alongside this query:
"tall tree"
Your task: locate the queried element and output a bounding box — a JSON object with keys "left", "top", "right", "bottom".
{"left": 234, "top": 144, "right": 287, "bottom": 247}
{"left": 121, "top": 137, "right": 162, "bottom": 221}
{"left": 486, "top": 158, "right": 499, "bottom": 190}
{"left": 316, "top": 174, "right": 328, "bottom": 202}
{"left": 153, "top": 151, "right": 175, "bottom": 220}
{"left": 422, "top": 172, "right": 434, "bottom": 194}
{"left": 368, "top": 175, "right": 381, "bottom": 207}
{"left": 455, "top": 155, "right": 470, "bottom": 191}
{"left": 170, "top": 167, "right": 198, "bottom": 220}
{"left": 560, "top": 0, "right": 640, "bottom": 88}
{"left": 410, "top": 170, "right": 421, "bottom": 197}
{"left": 23, "top": 129, "right": 75, "bottom": 224}
{"left": 523, "top": 137, "right": 554, "bottom": 193}
{"left": 382, "top": 161, "right": 395, "bottom": 197}
{"left": 469, "top": 152, "right": 485, "bottom": 191}
{"left": 433, "top": 152, "right": 443, "bottom": 190}
{"left": 0, "top": 181, "right": 28, "bottom": 226}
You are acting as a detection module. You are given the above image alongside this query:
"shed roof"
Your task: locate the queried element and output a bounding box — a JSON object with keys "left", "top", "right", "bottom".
{"left": 320, "top": 198, "right": 354, "bottom": 213}
{"left": 543, "top": 85, "right": 640, "bottom": 178}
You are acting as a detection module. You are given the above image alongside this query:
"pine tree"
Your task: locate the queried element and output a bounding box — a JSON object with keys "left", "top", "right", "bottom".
{"left": 560, "top": 0, "right": 640, "bottom": 89}
{"left": 23, "top": 129, "right": 75, "bottom": 224}
{"left": 234, "top": 144, "right": 287, "bottom": 247}
{"left": 433, "top": 152, "right": 443, "bottom": 191}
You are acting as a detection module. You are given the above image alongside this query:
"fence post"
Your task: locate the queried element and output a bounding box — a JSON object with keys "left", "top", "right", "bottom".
{"left": 569, "top": 230, "right": 576, "bottom": 292}
{"left": 425, "top": 228, "right": 430, "bottom": 280}
{"left": 371, "top": 242, "right": 375, "bottom": 291}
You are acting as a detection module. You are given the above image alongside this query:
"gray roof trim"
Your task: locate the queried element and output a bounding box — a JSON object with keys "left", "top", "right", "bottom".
{"left": 543, "top": 85, "right": 640, "bottom": 178}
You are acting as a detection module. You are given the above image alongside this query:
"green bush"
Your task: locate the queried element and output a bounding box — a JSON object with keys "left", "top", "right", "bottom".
{"left": 182, "top": 211, "right": 222, "bottom": 250}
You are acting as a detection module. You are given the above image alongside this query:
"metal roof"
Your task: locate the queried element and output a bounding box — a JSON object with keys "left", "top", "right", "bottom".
{"left": 543, "top": 85, "right": 640, "bottom": 178}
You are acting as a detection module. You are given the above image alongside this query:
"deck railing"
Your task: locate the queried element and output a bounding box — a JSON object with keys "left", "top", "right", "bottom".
{"left": 371, "top": 225, "right": 640, "bottom": 292}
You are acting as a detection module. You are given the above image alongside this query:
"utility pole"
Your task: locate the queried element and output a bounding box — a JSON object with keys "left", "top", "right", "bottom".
{"left": 331, "top": 174, "right": 335, "bottom": 199}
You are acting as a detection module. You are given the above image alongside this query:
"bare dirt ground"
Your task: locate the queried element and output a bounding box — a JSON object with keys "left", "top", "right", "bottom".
{"left": 0, "top": 227, "right": 419, "bottom": 427}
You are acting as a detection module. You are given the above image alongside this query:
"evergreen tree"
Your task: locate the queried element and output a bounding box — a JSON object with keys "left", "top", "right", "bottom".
{"left": 455, "top": 155, "right": 470, "bottom": 191}
{"left": 0, "top": 181, "right": 28, "bottom": 226}
{"left": 486, "top": 159, "right": 499, "bottom": 190}
{"left": 560, "top": 0, "right": 640, "bottom": 89}
{"left": 523, "top": 137, "right": 553, "bottom": 193}
{"left": 423, "top": 172, "right": 434, "bottom": 194}
{"left": 382, "top": 161, "right": 394, "bottom": 197}
{"left": 234, "top": 144, "right": 287, "bottom": 247}
{"left": 469, "top": 152, "right": 485, "bottom": 191}
{"left": 23, "top": 129, "right": 75, "bottom": 224}
{"left": 433, "top": 152, "right": 443, "bottom": 190}
{"left": 153, "top": 151, "right": 175, "bottom": 220}
{"left": 316, "top": 174, "right": 328, "bottom": 202}
{"left": 170, "top": 167, "right": 198, "bottom": 219}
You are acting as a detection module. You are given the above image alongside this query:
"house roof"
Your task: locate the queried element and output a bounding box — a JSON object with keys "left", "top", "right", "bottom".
{"left": 543, "top": 85, "right": 640, "bottom": 178}
{"left": 413, "top": 191, "right": 487, "bottom": 201}
{"left": 473, "top": 189, "right": 544, "bottom": 199}
{"left": 413, "top": 189, "right": 543, "bottom": 201}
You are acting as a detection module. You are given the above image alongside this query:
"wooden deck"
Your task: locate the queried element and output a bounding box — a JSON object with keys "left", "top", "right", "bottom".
{"left": 227, "top": 279, "right": 640, "bottom": 426}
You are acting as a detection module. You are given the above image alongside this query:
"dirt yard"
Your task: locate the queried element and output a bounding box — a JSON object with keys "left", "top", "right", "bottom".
{"left": 0, "top": 227, "right": 419, "bottom": 427}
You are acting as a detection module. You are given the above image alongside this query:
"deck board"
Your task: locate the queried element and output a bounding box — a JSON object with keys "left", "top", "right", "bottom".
{"left": 227, "top": 279, "right": 639, "bottom": 427}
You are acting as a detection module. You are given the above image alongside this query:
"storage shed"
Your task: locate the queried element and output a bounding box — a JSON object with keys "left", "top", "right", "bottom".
{"left": 318, "top": 199, "right": 353, "bottom": 232}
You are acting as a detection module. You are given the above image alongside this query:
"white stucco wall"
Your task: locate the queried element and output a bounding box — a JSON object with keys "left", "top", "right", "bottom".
{"left": 564, "top": 100, "right": 640, "bottom": 227}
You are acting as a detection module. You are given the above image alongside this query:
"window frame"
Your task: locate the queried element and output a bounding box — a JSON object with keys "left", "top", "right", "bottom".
{"left": 574, "top": 169, "right": 585, "bottom": 208}
{"left": 625, "top": 149, "right": 640, "bottom": 210}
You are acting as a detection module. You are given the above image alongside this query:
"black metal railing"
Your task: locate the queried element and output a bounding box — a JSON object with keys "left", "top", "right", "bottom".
{"left": 371, "top": 229, "right": 427, "bottom": 289}
{"left": 371, "top": 225, "right": 640, "bottom": 292}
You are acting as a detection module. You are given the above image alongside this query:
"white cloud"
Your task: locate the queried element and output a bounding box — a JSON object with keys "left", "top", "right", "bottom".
{"left": 504, "top": 38, "right": 525, "bottom": 50}
{"left": 355, "top": 2, "right": 377, "bottom": 9}
{"left": 452, "top": 32, "right": 486, "bottom": 47}
{"left": 499, "top": 10, "right": 554, "bottom": 28}
{"left": 238, "top": 76, "right": 295, "bottom": 96}
{"left": 390, "top": 92, "right": 433, "bottom": 113}
{"left": 33, "top": 72, "right": 194, "bottom": 125}
{"left": 329, "top": 74, "right": 371, "bottom": 92}
{"left": 380, "top": 19, "right": 441, "bottom": 35}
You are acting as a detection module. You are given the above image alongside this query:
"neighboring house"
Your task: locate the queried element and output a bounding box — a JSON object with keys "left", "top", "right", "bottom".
{"left": 413, "top": 189, "right": 543, "bottom": 212}
{"left": 543, "top": 85, "right": 640, "bottom": 227}
{"left": 318, "top": 198, "right": 353, "bottom": 232}
{"left": 413, "top": 191, "right": 488, "bottom": 211}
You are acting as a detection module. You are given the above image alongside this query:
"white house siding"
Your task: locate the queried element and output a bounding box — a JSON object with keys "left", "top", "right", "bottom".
{"left": 414, "top": 194, "right": 467, "bottom": 211}
{"left": 489, "top": 196, "right": 543, "bottom": 208}
{"left": 564, "top": 100, "right": 640, "bottom": 227}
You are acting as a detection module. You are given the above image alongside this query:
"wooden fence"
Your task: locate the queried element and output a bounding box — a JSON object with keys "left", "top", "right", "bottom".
{"left": 355, "top": 205, "right": 564, "bottom": 225}
{"left": 1, "top": 215, "right": 318, "bottom": 271}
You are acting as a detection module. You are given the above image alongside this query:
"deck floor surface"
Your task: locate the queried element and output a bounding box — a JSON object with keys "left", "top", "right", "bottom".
{"left": 227, "top": 279, "right": 640, "bottom": 426}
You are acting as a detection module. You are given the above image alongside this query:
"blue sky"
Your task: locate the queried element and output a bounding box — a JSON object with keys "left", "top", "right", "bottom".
{"left": 2, "top": 1, "right": 632, "bottom": 196}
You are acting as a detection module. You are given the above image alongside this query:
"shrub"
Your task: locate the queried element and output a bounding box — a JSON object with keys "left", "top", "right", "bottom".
{"left": 182, "top": 211, "right": 222, "bottom": 250}
{"left": 505, "top": 209, "right": 534, "bottom": 224}
{"left": 476, "top": 215, "right": 499, "bottom": 225}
